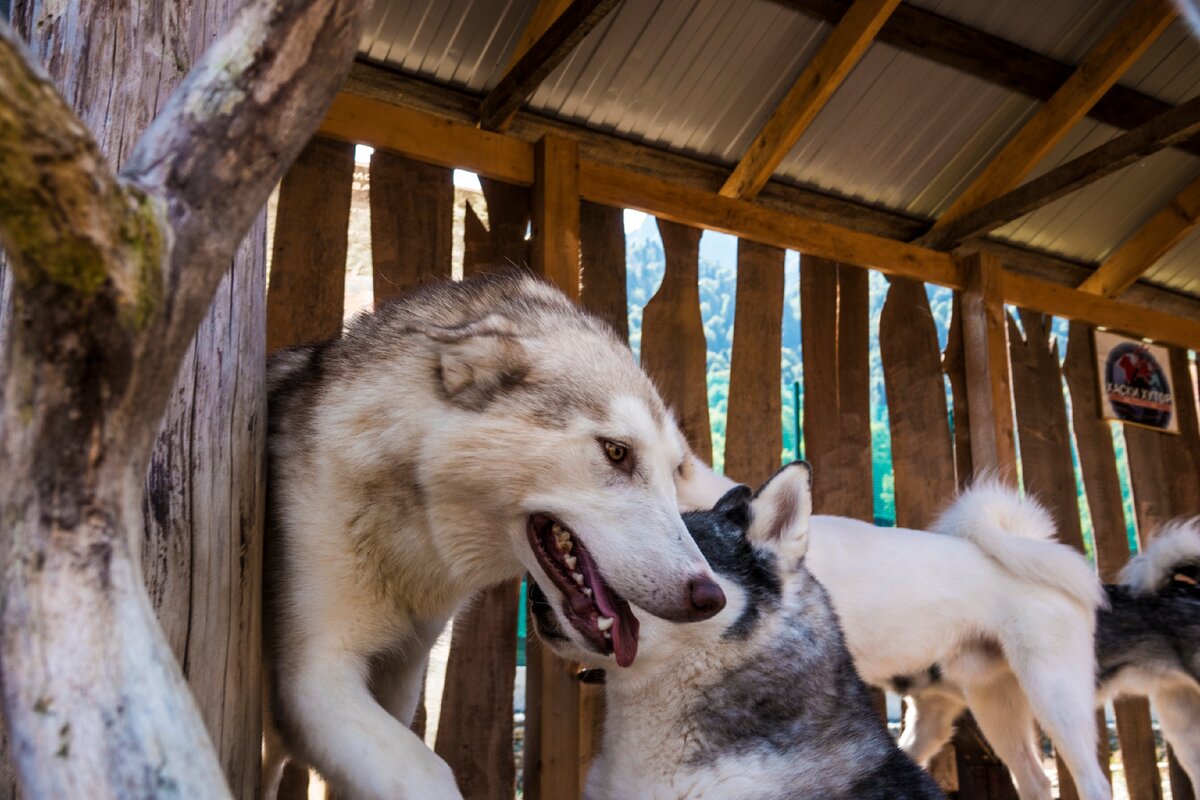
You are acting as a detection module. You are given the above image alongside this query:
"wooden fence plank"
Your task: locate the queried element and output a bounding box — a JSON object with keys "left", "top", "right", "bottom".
{"left": 1125, "top": 348, "right": 1200, "bottom": 800}
{"left": 267, "top": 136, "right": 354, "bottom": 352}
{"left": 880, "top": 276, "right": 960, "bottom": 791}
{"left": 370, "top": 150, "right": 454, "bottom": 303}
{"left": 880, "top": 277, "right": 956, "bottom": 527}
{"left": 265, "top": 133, "right": 355, "bottom": 800}
{"left": 800, "top": 256, "right": 873, "bottom": 520}
{"left": 437, "top": 178, "right": 530, "bottom": 800}
{"left": 1007, "top": 310, "right": 1104, "bottom": 800}
{"left": 579, "top": 201, "right": 628, "bottom": 341}
{"left": 944, "top": 293, "right": 974, "bottom": 487}
{"left": 464, "top": 201, "right": 493, "bottom": 277}
{"left": 1063, "top": 322, "right": 1163, "bottom": 800}
{"left": 642, "top": 219, "right": 712, "bottom": 462}
{"left": 725, "top": 241, "right": 785, "bottom": 487}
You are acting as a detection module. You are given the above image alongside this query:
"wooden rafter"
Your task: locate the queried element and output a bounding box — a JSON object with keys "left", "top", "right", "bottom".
{"left": 921, "top": 0, "right": 1176, "bottom": 245}
{"left": 480, "top": 0, "right": 621, "bottom": 131}
{"left": 1078, "top": 173, "right": 1200, "bottom": 297}
{"left": 319, "top": 91, "right": 1200, "bottom": 350}
{"left": 507, "top": 0, "right": 574, "bottom": 71}
{"left": 720, "top": 0, "right": 900, "bottom": 200}
{"left": 922, "top": 95, "right": 1200, "bottom": 251}
{"left": 771, "top": 0, "right": 1200, "bottom": 159}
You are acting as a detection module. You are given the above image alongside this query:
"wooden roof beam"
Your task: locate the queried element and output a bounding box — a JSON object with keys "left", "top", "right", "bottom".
{"left": 480, "top": 0, "right": 621, "bottom": 132}
{"left": 319, "top": 91, "right": 1200, "bottom": 350}
{"left": 922, "top": 94, "right": 1200, "bottom": 251}
{"left": 1078, "top": 173, "right": 1200, "bottom": 298}
{"left": 771, "top": 0, "right": 1200, "bottom": 159}
{"left": 919, "top": 0, "right": 1176, "bottom": 245}
{"left": 720, "top": 0, "right": 900, "bottom": 200}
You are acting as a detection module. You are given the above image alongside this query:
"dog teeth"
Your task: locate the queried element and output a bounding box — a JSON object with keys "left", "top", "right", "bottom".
{"left": 582, "top": 587, "right": 592, "bottom": 597}
{"left": 564, "top": 555, "right": 577, "bottom": 570}
{"left": 596, "top": 616, "right": 613, "bottom": 632}
{"left": 604, "top": 631, "right": 612, "bottom": 640}
{"left": 553, "top": 526, "right": 573, "bottom": 553}
{"left": 573, "top": 572, "right": 585, "bottom": 586}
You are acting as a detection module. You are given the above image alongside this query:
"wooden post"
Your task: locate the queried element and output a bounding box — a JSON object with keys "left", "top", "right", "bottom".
{"left": 525, "top": 134, "right": 588, "bottom": 800}
{"left": 532, "top": 135, "right": 581, "bottom": 300}
{"left": 267, "top": 136, "right": 355, "bottom": 352}
{"left": 369, "top": 151, "right": 454, "bottom": 303}
{"left": 958, "top": 252, "right": 1017, "bottom": 477}
{"left": 1063, "top": 322, "right": 1164, "bottom": 800}
{"left": 943, "top": 293, "right": 1022, "bottom": 800}
{"left": 642, "top": 219, "right": 712, "bottom": 462}
{"left": 725, "top": 240, "right": 785, "bottom": 486}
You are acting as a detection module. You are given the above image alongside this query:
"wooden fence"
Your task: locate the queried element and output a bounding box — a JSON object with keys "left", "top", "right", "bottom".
{"left": 266, "top": 134, "right": 1200, "bottom": 800}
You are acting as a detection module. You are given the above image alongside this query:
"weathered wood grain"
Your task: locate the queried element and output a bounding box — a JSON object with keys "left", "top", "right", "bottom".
{"left": 959, "top": 252, "right": 1017, "bottom": 477}
{"left": 579, "top": 201, "right": 628, "bottom": 342}
{"left": 1124, "top": 348, "right": 1200, "bottom": 800}
{"left": 532, "top": 135, "right": 581, "bottom": 299}
{"left": 642, "top": 219, "right": 713, "bottom": 462}
{"left": 481, "top": 178, "right": 533, "bottom": 271}
{"left": 464, "top": 201, "right": 493, "bottom": 278}
{"left": 1063, "top": 322, "right": 1163, "bottom": 800}
{"left": 725, "top": 241, "right": 785, "bottom": 486}
{"left": 800, "top": 256, "right": 873, "bottom": 520}
{"left": 370, "top": 150, "right": 454, "bottom": 303}
{"left": 879, "top": 276, "right": 959, "bottom": 789}
{"left": 880, "top": 277, "right": 956, "bottom": 527}
{"left": 267, "top": 136, "right": 354, "bottom": 352}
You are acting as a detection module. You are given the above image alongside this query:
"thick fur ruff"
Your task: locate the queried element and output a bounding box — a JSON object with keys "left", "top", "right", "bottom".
{"left": 264, "top": 272, "right": 722, "bottom": 800}
{"left": 531, "top": 464, "right": 944, "bottom": 800}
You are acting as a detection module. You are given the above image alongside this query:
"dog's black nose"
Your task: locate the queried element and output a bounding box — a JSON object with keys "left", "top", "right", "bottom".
{"left": 685, "top": 576, "right": 726, "bottom": 620}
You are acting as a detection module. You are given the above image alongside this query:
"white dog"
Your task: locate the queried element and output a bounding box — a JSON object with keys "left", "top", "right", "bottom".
{"left": 688, "top": 469, "right": 1110, "bottom": 800}
{"left": 263, "top": 273, "right": 726, "bottom": 799}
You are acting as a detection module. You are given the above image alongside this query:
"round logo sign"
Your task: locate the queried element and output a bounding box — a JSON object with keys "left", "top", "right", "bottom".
{"left": 1104, "top": 342, "right": 1173, "bottom": 429}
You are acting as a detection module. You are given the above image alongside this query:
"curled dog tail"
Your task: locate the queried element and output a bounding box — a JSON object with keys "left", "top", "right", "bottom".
{"left": 932, "top": 480, "right": 1105, "bottom": 610}
{"left": 1119, "top": 518, "right": 1200, "bottom": 595}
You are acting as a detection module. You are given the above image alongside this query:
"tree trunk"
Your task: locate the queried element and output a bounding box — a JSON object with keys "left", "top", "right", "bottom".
{"left": 0, "top": 1, "right": 366, "bottom": 796}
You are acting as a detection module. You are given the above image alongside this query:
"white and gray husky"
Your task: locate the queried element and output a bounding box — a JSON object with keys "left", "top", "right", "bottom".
{"left": 531, "top": 462, "right": 946, "bottom": 800}
{"left": 895, "top": 517, "right": 1200, "bottom": 798}
{"left": 687, "top": 469, "right": 1112, "bottom": 800}
{"left": 263, "top": 272, "right": 727, "bottom": 799}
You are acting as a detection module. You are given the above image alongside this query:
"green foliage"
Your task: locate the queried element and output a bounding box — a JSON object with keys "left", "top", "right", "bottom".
{"left": 623, "top": 220, "right": 1137, "bottom": 550}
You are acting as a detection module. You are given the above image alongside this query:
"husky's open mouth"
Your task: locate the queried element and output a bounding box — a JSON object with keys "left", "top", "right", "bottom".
{"left": 527, "top": 513, "right": 640, "bottom": 667}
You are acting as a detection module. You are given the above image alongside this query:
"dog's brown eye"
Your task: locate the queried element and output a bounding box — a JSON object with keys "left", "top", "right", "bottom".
{"left": 604, "top": 441, "right": 628, "bottom": 463}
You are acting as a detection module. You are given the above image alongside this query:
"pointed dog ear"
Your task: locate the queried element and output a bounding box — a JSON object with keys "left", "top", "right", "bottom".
{"left": 747, "top": 462, "right": 812, "bottom": 559}
{"left": 420, "top": 314, "right": 529, "bottom": 409}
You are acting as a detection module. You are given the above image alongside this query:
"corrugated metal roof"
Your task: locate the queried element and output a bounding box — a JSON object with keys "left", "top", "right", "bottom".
{"left": 358, "top": 0, "right": 1200, "bottom": 300}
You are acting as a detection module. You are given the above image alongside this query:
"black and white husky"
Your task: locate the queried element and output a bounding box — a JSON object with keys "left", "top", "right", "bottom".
{"left": 263, "top": 273, "right": 728, "bottom": 799}
{"left": 897, "top": 518, "right": 1200, "bottom": 797}
{"left": 530, "top": 462, "right": 945, "bottom": 800}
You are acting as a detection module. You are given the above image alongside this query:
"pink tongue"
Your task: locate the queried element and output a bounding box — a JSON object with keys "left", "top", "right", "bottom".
{"left": 581, "top": 558, "right": 639, "bottom": 667}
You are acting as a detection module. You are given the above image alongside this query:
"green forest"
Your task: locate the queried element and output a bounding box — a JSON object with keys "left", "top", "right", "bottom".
{"left": 622, "top": 216, "right": 1140, "bottom": 554}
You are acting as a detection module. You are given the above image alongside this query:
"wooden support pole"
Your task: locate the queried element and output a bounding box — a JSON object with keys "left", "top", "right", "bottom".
{"left": 580, "top": 201, "right": 628, "bottom": 341}
{"left": 720, "top": 0, "right": 901, "bottom": 200}
{"left": 525, "top": 132, "right": 588, "bottom": 800}
{"left": 958, "top": 252, "right": 1017, "bottom": 478}
{"left": 922, "top": 0, "right": 1176, "bottom": 243}
{"left": 533, "top": 135, "right": 581, "bottom": 300}
{"left": 1078, "top": 172, "right": 1200, "bottom": 298}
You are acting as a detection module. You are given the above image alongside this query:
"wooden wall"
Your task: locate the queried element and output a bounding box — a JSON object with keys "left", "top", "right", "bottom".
{"left": 258, "top": 142, "right": 1200, "bottom": 800}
